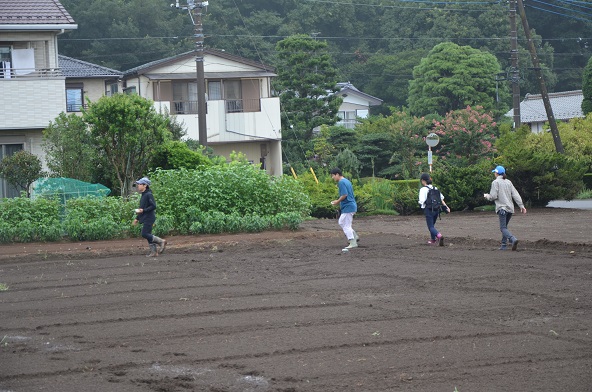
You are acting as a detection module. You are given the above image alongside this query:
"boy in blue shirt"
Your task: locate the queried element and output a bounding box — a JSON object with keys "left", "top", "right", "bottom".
{"left": 330, "top": 168, "right": 359, "bottom": 250}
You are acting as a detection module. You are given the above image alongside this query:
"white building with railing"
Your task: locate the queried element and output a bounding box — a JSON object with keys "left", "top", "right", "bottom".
{"left": 123, "top": 50, "right": 283, "bottom": 176}
{"left": 335, "top": 82, "right": 383, "bottom": 129}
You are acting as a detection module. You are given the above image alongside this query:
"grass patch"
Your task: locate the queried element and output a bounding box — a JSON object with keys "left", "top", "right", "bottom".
{"left": 576, "top": 187, "right": 592, "bottom": 199}
{"left": 0, "top": 283, "right": 8, "bottom": 291}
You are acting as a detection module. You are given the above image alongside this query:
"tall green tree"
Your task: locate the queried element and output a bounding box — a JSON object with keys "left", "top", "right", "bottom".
{"left": 582, "top": 56, "right": 592, "bottom": 115}
{"left": 42, "top": 113, "right": 97, "bottom": 182}
{"left": 408, "top": 42, "right": 507, "bottom": 117}
{"left": 355, "top": 110, "right": 432, "bottom": 179}
{"left": 83, "top": 94, "right": 171, "bottom": 196}
{"left": 274, "top": 35, "right": 342, "bottom": 141}
{"left": 355, "top": 133, "right": 396, "bottom": 178}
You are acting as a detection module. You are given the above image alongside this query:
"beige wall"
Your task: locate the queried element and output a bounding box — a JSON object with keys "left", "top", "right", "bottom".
{"left": 81, "top": 78, "right": 108, "bottom": 104}
{"left": 0, "top": 130, "right": 47, "bottom": 170}
{"left": 0, "top": 31, "right": 59, "bottom": 68}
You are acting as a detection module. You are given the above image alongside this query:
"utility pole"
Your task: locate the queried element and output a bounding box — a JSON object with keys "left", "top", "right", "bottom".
{"left": 509, "top": 0, "right": 521, "bottom": 128}
{"left": 173, "top": 0, "right": 208, "bottom": 147}
{"left": 516, "top": 0, "right": 564, "bottom": 153}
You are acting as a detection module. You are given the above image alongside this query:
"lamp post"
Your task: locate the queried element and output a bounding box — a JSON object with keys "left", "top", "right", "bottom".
{"left": 425, "top": 133, "right": 440, "bottom": 173}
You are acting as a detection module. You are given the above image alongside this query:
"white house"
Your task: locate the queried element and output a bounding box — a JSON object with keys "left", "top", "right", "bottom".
{"left": 0, "top": 0, "right": 77, "bottom": 198}
{"left": 334, "top": 82, "right": 383, "bottom": 129}
{"left": 505, "top": 90, "right": 584, "bottom": 133}
{"left": 122, "top": 50, "right": 283, "bottom": 176}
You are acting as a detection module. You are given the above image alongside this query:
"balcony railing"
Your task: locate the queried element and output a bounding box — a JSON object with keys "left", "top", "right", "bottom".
{"left": 0, "top": 68, "right": 62, "bottom": 79}
{"left": 172, "top": 100, "right": 198, "bottom": 114}
{"left": 336, "top": 119, "right": 358, "bottom": 129}
{"left": 171, "top": 98, "right": 262, "bottom": 115}
{"left": 66, "top": 103, "right": 88, "bottom": 112}
{"left": 226, "top": 98, "right": 261, "bottom": 113}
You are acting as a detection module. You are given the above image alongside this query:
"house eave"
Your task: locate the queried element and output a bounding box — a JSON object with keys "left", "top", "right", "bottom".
{"left": 0, "top": 24, "right": 77, "bottom": 31}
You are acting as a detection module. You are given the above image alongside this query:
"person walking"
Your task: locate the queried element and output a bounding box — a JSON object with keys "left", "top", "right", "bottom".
{"left": 418, "top": 173, "right": 450, "bottom": 246}
{"left": 132, "top": 177, "right": 167, "bottom": 257}
{"left": 484, "top": 166, "right": 527, "bottom": 251}
{"left": 330, "top": 168, "right": 359, "bottom": 251}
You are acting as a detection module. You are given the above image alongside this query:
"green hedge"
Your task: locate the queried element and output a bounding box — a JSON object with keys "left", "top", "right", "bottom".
{"left": 584, "top": 173, "right": 592, "bottom": 190}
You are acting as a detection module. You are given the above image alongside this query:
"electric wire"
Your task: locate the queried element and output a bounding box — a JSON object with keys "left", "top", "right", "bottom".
{"left": 526, "top": 4, "right": 592, "bottom": 22}
{"left": 554, "top": 0, "right": 592, "bottom": 12}
{"left": 530, "top": 0, "right": 592, "bottom": 17}
{"left": 300, "top": 0, "right": 502, "bottom": 12}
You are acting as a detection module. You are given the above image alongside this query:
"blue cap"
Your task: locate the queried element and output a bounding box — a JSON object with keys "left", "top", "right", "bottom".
{"left": 134, "top": 177, "right": 151, "bottom": 186}
{"left": 492, "top": 166, "right": 505, "bottom": 175}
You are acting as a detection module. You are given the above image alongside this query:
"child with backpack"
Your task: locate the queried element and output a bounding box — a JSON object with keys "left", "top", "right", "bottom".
{"left": 418, "top": 173, "right": 450, "bottom": 246}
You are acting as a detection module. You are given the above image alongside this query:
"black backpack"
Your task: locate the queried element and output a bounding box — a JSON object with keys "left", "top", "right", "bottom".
{"left": 424, "top": 186, "right": 442, "bottom": 212}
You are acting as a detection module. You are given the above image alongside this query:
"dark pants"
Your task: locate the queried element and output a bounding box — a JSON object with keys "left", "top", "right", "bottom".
{"left": 141, "top": 222, "right": 154, "bottom": 245}
{"left": 424, "top": 208, "right": 440, "bottom": 240}
{"left": 497, "top": 209, "right": 515, "bottom": 246}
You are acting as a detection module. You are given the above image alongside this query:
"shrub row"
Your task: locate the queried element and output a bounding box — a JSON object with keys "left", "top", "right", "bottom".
{"left": 0, "top": 164, "right": 311, "bottom": 243}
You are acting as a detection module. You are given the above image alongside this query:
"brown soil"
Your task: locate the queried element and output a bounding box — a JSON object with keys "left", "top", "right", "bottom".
{"left": 1, "top": 208, "right": 591, "bottom": 391}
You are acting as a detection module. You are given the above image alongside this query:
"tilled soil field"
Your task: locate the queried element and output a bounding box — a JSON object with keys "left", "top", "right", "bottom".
{"left": 0, "top": 208, "right": 591, "bottom": 392}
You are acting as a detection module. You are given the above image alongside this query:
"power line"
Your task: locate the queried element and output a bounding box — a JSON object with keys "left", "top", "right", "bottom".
{"left": 300, "top": 0, "right": 503, "bottom": 11}
{"left": 530, "top": 0, "right": 592, "bottom": 17}
{"left": 554, "top": 0, "right": 592, "bottom": 12}
{"left": 526, "top": 4, "right": 592, "bottom": 22}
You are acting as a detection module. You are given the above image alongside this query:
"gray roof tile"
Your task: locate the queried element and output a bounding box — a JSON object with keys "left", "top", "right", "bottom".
{"left": 0, "top": 0, "right": 75, "bottom": 25}
{"left": 59, "top": 55, "right": 122, "bottom": 78}
{"left": 506, "top": 90, "right": 584, "bottom": 123}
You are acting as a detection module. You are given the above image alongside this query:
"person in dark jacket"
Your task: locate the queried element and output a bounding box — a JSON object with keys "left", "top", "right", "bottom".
{"left": 132, "top": 177, "right": 166, "bottom": 257}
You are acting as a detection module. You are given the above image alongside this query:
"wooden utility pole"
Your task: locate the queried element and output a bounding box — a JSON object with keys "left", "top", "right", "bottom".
{"left": 193, "top": 1, "right": 208, "bottom": 147}
{"left": 174, "top": 1, "right": 208, "bottom": 147}
{"left": 509, "top": 0, "right": 521, "bottom": 128}
{"left": 516, "top": 0, "right": 564, "bottom": 153}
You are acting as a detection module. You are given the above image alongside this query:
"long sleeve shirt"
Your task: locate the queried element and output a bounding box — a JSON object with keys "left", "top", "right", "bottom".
{"left": 485, "top": 176, "right": 524, "bottom": 213}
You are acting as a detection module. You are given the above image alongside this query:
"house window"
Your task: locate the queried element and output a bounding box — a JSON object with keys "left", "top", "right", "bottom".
{"left": 172, "top": 82, "right": 198, "bottom": 114}
{"left": 0, "top": 143, "right": 24, "bottom": 198}
{"left": 66, "top": 83, "right": 84, "bottom": 112}
{"left": 206, "top": 79, "right": 261, "bottom": 113}
{"left": 208, "top": 81, "right": 222, "bottom": 100}
{"left": 338, "top": 111, "right": 358, "bottom": 129}
{"left": 357, "top": 109, "right": 369, "bottom": 119}
{"left": 224, "top": 80, "right": 242, "bottom": 113}
{"left": 123, "top": 86, "right": 136, "bottom": 95}
{"left": 0, "top": 46, "right": 12, "bottom": 79}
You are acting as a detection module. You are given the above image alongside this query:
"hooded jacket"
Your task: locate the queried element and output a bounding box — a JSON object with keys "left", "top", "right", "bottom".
{"left": 137, "top": 188, "right": 157, "bottom": 224}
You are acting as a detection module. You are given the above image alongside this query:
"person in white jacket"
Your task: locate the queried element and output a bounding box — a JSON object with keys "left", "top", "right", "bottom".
{"left": 418, "top": 173, "right": 450, "bottom": 246}
{"left": 484, "top": 166, "right": 527, "bottom": 251}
